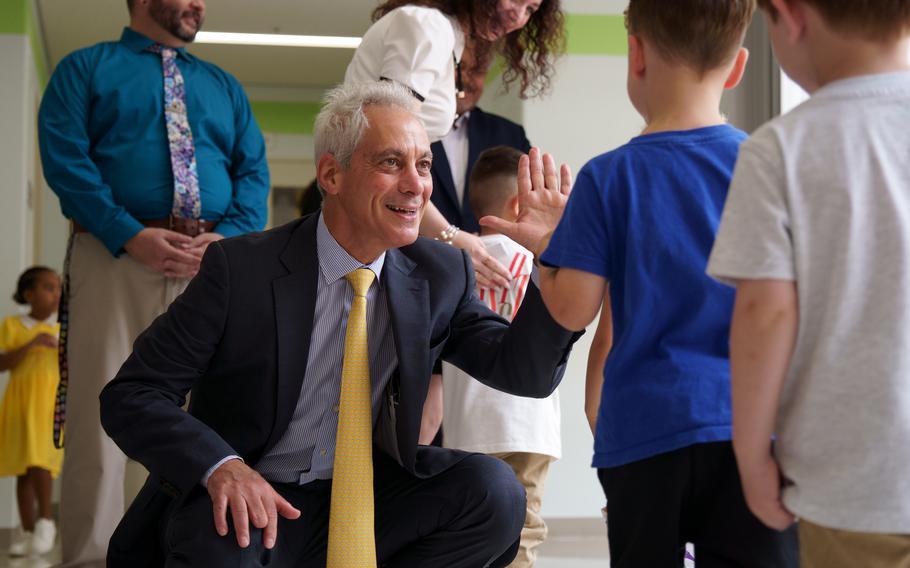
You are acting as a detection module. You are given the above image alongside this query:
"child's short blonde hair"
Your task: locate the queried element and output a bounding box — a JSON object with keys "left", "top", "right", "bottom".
{"left": 758, "top": 0, "right": 910, "bottom": 41}
{"left": 625, "top": 0, "right": 756, "bottom": 74}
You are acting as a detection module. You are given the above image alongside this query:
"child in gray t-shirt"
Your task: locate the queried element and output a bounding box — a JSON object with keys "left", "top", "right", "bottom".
{"left": 707, "top": 1, "right": 910, "bottom": 566}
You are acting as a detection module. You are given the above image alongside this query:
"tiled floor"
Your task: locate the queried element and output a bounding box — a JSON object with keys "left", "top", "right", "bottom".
{"left": 1, "top": 550, "right": 58, "bottom": 568}
{"left": 0, "top": 522, "right": 612, "bottom": 567}
{"left": 537, "top": 530, "right": 610, "bottom": 567}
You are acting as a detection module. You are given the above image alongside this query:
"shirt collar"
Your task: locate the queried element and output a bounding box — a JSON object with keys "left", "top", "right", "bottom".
{"left": 452, "top": 110, "right": 471, "bottom": 131}
{"left": 120, "top": 27, "right": 191, "bottom": 60}
{"left": 19, "top": 313, "right": 56, "bottom": 329}
{"left": 316, "top": 213, "right": 386, "bottom": 288}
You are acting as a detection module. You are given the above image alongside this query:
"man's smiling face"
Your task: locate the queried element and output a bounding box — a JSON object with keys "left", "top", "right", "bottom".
{"left": 324, "top": 104, "right": 433, "bottom": 262}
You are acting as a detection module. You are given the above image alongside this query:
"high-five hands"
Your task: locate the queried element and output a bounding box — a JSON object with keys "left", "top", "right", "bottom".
{"left": 207, "top": 459, "right": 302, "bottom": 549}
{"left": 479, "top": 147, "right": 572, "bottom": 255}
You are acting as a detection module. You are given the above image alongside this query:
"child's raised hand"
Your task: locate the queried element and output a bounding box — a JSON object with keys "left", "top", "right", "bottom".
{"left": 479, "top": 147, "right": 572, "bottom": 255}
{"left": 31, "top": 333, "right": 58, "bottom": 350}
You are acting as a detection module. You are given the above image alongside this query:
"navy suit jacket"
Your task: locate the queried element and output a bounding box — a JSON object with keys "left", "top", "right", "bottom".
{"left": 100, "top": 214, "right": 578, "bottom": 565}
{"left": 430, "top": 107, "right": 531, "bottom": 233}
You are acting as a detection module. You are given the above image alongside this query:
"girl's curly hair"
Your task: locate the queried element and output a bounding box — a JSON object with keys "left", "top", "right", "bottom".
{"left": 12, "top": 266, "right": 55, "bottom": 305}
{"left": 372, "top": 0, "right": 565, "bottom": 98}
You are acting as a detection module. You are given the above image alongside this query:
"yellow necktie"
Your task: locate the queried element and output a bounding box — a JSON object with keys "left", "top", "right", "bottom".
{"left": 327, "top": 268, "right": 377, "bottom": 567}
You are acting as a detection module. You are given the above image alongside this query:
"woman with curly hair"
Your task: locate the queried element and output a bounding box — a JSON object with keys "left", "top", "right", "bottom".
{"left": 345, "top": 0, "right": 565, "bottom": 287}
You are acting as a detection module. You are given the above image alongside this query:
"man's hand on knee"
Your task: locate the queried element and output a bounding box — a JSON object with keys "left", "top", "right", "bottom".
{"left": 207, "top": 459, "right": 302, "bottom": 549}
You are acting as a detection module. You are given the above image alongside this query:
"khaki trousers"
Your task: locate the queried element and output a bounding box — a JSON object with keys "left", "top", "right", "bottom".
{"left": 491, "top": 452, "right": 554, "bottom": 568}
{"left": 59, "top": 234, "right": 188, "bottom": 567}
{"left": 800, "top": 518, "right": 910, "bottom": 568}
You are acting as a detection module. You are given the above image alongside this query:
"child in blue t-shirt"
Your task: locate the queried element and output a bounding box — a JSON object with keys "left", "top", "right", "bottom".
{"left": 483, "top": 1, "right": 798, "bottom": 565}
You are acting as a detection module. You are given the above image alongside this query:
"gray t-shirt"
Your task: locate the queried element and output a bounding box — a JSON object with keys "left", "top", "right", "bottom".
{"left": 708, "top": 71, "right": 910, "bottom": 533}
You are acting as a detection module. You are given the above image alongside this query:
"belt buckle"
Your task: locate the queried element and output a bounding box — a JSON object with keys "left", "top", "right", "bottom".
{"left": 169, "top": 216, "right": 203, "bottom": 237}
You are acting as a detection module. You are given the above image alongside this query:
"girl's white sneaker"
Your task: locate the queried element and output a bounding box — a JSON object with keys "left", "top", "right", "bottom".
{"left": 31, "top": 518, "right": 57, "bottom": 555}
{"left": 8, "top": 526, "right": 32, "bottom": 557}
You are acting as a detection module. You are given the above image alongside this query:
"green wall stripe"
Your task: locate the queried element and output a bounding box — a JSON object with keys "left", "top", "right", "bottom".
{"left": 251, "top": 101, "right": 322, "bottom": 135}
{"left": 0, "top": 0, "right": 27, "bottom": 34}
{"left": 0, "top": 0, "right": 49, "bottom": 87}
{"left": 26, "top": 1, "right": 47, "bottom": 86}
{"left": 483, "top": 14, "right": 625, "bottom": 84}
{"left": 565, "top": 13, "right": 627, "bottom": 56}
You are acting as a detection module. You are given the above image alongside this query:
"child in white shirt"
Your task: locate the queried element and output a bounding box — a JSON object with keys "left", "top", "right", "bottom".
{"left": 442, "top": 146, "right": 561, "bottom": 568}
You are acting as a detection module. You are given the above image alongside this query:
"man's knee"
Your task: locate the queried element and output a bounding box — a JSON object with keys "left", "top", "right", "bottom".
{"left": 163, "top": 489, "right": 266, "bottom": 567}
{"left": 458, "top": 454, "right": 526, "bottom": 535}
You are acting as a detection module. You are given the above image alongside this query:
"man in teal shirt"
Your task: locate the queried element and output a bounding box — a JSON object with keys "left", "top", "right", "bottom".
{"left": 38, "top": 0, "right": 268, "bottom": 564}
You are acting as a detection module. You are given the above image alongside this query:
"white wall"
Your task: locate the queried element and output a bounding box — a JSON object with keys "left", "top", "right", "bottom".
{"left": 38, "top": 179, "right": 68, "bottom": 272}
{"left": 0, "top": 32, "right": 41, "bottom": 529}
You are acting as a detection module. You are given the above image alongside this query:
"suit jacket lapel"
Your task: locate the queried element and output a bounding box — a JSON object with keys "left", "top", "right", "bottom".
{"left": 431, "top": 140, "right": 459, "bottom": 214}
{"left": 265, "top": 215, "right": 320, "bottom": 454}
{"left": 463, "top": 110, "right": 489, "bottom": 225}
{"left": 465, "top": 109, "right": 486, "bottom": 190}
{"left": 383, "top": 248, "right": 429, "bottom": 470}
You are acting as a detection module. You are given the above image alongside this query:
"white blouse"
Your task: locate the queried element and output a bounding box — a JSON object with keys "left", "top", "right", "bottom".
{"left": 344, "top": 5, "right": 465, "bottom": 143}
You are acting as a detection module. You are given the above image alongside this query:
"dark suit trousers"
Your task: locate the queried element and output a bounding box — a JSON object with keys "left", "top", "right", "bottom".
{"left": 164, "top": 452, "right": 525, "bottom": 567}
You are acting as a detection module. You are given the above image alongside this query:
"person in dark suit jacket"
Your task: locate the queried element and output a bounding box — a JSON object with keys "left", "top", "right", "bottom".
{"left": 421, "top": 47, "right": 533, "bottom": 446}
{"left": 431, "top": 112, "right": 531, "bottom": 234}
{"left": 99, "top": 81, "right": 578, "bottom": 567}
{"left": 430, "top": 48, "right": 532, "bottom": 237}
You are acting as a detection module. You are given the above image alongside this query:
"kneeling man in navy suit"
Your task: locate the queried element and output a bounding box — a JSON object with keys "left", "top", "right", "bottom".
{"left": 100, "top": 80, "right": 579, "bottom": 567}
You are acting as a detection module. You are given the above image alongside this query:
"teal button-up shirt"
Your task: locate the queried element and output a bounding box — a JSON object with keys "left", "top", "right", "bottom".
{"left": 39, "top": 27, "right": 269, "bottom": 255}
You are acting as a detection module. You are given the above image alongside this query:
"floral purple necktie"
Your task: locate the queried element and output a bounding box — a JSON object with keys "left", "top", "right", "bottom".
{"left": 148, "top": 44, "right": 201, "bottom": 220}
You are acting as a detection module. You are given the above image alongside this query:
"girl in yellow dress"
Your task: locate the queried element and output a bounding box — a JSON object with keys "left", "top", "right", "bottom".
{"left": 0, "top": 266, "right": 63, "bottom": 557}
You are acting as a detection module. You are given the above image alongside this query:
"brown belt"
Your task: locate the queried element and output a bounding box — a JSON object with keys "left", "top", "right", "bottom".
{"left": 72, "top": 217, "right": 217, "bottom": 237}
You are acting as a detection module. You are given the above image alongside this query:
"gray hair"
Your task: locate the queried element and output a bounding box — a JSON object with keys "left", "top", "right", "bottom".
{"left": 314, "top": 81, "right": 421, "bottom": 169}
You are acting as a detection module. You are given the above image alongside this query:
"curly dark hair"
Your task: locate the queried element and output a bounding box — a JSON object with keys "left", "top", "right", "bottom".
{"left": 372, "top": 0, "right": 565, "bottom": 98}
{"left": 13, "top": 266, "right": 55, "bottom": 306}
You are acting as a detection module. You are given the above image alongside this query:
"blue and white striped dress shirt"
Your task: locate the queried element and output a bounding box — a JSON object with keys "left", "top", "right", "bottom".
{"left": 244, "top": 214, "right": 398, "bottom": 484}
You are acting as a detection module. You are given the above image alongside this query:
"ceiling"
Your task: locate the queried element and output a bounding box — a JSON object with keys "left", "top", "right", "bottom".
{"left": 37, "top": 0, "right": 380, "bottom": 93}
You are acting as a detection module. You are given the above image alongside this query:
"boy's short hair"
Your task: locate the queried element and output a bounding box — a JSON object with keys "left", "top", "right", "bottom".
{"left": 469, "top": 146, "right": 523, "bottom": 220}
{"left": 625, "top": 0, "right": 756, "bottom": 74}
{"left": 757, "top": 0, "right": 910, "bottom": 41}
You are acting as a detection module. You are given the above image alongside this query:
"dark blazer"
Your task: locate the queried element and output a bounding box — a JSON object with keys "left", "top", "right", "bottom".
{"left": 100, "top": 214, "right": 579, "bottom": 565}
{"left": 430, "top": 107, "right": 532, "bottom": 233}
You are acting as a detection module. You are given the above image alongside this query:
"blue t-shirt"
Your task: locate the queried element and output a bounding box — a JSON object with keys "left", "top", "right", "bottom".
{"left": 541, "top": 125, "right": 746, "bottom": 468}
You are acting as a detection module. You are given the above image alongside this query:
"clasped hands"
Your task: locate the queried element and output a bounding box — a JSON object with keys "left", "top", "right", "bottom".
{"left": 123, "top": 228, "right": 223, "bottom": 278}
